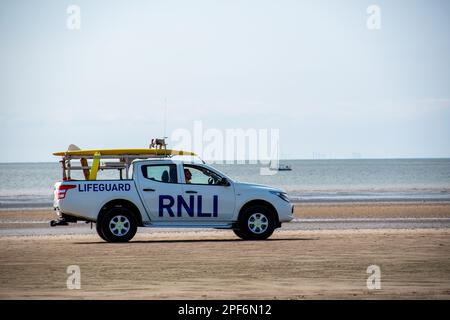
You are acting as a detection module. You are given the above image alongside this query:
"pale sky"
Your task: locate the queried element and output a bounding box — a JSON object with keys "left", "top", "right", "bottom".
{"left": 1, "top": 0, "right": 449, "bottom": 162}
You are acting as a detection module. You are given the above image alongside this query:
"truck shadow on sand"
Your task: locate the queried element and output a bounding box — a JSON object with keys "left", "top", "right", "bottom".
{"left": 75, "top": 237, "right": 319, "bottom": 245}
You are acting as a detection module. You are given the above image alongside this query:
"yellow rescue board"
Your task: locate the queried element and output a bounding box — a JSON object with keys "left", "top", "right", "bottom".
{"left": 53, "top": 148, "right": 197, "bottom": 157}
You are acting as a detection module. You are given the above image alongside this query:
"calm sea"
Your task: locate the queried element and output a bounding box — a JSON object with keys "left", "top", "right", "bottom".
{"left": 1, "top": 159, "right": 449, "bottom": 210}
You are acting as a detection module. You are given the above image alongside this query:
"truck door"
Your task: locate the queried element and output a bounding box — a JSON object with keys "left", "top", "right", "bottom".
{"left": 136, "top": 162, "right": 183, "bottom": 221}
{"left": 181, "top": 164, "right": 235, "bottom": 222}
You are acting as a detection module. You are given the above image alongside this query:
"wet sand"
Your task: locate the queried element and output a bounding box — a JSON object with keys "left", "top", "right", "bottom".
{"left": 293, "top": 202, "right": 450, "bottom": 218}
{"left": 0, "top": 202, "right": 449, "bottom": 299}
{"left": 1, "top": 202, "right": 450, "bottom": 222}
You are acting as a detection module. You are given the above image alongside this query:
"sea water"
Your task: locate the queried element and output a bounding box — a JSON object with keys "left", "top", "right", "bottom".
{"left": 0, "top": 159, "right": 449, "bottom": 209}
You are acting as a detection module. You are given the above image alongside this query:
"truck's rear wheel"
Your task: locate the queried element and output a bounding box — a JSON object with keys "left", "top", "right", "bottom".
{"left": 99, "top": 207, "right": 138, "bottom": 242}
{"left": 234, "top": 204, "right": 276, "bottom": 240}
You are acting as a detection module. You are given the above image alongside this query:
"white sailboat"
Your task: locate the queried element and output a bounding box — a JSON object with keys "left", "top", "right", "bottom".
{"left": 269, "top": 160, "right": 292, "bottom": 171}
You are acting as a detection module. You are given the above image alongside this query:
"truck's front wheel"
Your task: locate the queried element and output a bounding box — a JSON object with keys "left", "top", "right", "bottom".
{"left": 234, "top": 204, "right": 276, "bottom": 240}
{"left": 99, "top": 207, "right": 138, "bottom": 242}
{"left": 96, "top": 221, "right": 108, "bottom": 241}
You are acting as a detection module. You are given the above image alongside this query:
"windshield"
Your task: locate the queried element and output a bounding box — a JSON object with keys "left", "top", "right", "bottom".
{"left": 200, "top": 163, "right": 233, "bottom": 182}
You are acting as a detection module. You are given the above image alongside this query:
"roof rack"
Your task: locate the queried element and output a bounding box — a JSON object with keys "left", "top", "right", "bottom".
{"left": 54, "top": 147, "right": 198, "bottom": 180}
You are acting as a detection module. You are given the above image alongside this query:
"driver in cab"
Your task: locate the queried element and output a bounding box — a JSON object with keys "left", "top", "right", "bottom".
{"left": 184, "top": 168, "right": 192, "bottom": 184}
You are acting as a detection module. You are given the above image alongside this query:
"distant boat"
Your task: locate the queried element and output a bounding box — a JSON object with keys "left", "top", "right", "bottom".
{"left": 269, "top": 161, "right": 292, "bottom": 171}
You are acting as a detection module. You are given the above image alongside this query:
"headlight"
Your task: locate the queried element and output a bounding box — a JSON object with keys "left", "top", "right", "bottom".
{"left": 269, "top": 191, "right": 290, "bottom": 202}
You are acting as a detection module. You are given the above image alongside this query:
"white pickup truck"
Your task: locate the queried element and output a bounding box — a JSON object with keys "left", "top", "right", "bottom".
{"left": 51, "top": 148, "right": 294, "bottom": 242}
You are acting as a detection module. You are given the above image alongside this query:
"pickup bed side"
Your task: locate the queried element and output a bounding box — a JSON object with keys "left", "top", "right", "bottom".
{"left": 54, "top": 180, "right": 150, "bottom": 222}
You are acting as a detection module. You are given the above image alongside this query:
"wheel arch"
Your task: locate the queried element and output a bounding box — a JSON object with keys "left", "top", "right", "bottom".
{"left": 98, "top": 199, "right": 144, "bottom": 227}
{"left": 237, "top": 199, "right": 280, "bottom": 226}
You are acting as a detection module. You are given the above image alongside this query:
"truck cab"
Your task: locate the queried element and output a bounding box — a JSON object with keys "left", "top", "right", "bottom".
{"left": 52, "top": 149, "right": 294, "bottom": 242}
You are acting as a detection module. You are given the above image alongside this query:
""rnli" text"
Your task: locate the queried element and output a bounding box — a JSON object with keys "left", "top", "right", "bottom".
{"left": 159, "top": 195, "right": 218, "bottom": 217}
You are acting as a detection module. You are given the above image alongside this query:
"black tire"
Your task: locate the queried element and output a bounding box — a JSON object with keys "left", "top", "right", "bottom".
{"left": 99, "top": 207, "right": 138, "bottom": 242}
{"left": 234, "top": 204, "right": 276, "bottom": 240}
{"left": 95, "top": 219, "right": 108, "bottom": 241}
{"left": 232, "top": 228, "right": 246, "bottom": 239}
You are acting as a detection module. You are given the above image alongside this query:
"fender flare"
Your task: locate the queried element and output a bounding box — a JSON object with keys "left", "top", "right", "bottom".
{"left": 97, "top": 199, "right": 144, "bottom": 227}
{"left": 237, "top": 199, "right": 280, "bottom": 226}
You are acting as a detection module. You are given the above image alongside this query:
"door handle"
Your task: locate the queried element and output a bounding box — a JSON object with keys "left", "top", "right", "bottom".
{"left": 185, "top": 190, "right": 198, "bottom": 194}
{"left": 143, "top": 188, "right": 155, "bottom": 192}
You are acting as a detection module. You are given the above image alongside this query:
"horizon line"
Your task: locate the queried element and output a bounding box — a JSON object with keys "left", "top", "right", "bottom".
{"left": 1, "top": 156, "right": 450, "bottom": 164}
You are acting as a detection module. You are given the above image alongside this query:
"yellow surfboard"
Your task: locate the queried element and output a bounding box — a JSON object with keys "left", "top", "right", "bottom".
{"left": 53, "top": 148, "right": 197, "bottom": 157}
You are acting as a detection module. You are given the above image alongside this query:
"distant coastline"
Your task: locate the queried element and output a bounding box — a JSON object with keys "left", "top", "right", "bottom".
{"left": 1, "top": 159, "right": 449, "bottom": 210}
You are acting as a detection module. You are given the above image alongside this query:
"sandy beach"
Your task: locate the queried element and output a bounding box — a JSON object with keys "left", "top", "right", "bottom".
{"left": 0, "top": 202, "right": 450, "bottom": 299}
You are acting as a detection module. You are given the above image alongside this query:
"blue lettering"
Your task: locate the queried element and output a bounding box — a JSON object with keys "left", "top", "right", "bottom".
{"left": 177, "top": 195, "right": 194, "bottom": 217}
{"left": 213, "top": 195, "right": 218, "bottom": 217}
{"left": 76, "top": 183, "right": 131, "bottom": 193}
{"left": 155, "top": 195, "right": 220, "bottom": 218}
{"left": 197, "top": 195, "right": 211, "bottom": 217}
{"left": 159, "top": 195, "right": 175, "bottom": 217}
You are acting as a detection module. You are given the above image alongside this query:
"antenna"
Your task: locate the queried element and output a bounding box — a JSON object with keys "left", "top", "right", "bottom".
{"left": 149, "top": 99, "right": 169, "bottom": 150}
{"left": 163, "top": 98, "right": 167, "bottom": 139}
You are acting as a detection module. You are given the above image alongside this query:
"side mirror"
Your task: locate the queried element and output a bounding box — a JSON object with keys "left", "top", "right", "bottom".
{"left": 220, "top": 177, "right": 230, "bottom": 186}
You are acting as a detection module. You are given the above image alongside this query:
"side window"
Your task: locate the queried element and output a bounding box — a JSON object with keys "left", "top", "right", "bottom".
{"left": 141, "top": 164, "right": 178, "bottom": 183}
{"left": 183, "top": 165, "right": 223, "bottom": 185}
